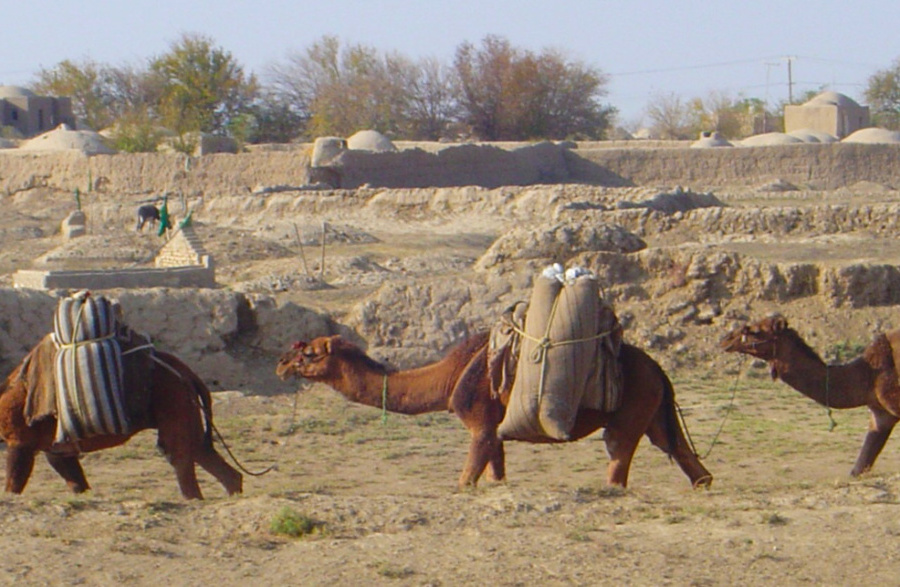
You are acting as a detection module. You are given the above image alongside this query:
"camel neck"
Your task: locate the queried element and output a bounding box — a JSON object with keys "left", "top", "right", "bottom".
{"left": 332, "top": 360, "right": 455, "bottom": 415}
{"left": 773, "top": 342, "right": 872, "bottom": 409}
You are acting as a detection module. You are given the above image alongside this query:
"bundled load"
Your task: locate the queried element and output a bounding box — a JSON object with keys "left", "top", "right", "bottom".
{"left": 52, "top": 291, "right": 131, "bottom": 443}
{"left": 490, "top": 264, "right": 623, "bottom": 442}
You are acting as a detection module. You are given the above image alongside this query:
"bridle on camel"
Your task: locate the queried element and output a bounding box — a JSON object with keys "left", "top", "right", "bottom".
{"left": 749, "top": 332, "right": 838, "bottom": 431}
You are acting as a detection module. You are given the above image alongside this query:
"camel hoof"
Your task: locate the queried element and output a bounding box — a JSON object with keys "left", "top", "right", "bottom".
{"left": 692, "top": 475, "right": 713, "bottom": 489}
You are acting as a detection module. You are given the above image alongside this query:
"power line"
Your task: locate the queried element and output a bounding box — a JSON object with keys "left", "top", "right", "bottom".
{"left": 610, "top": 56, "right": 785, "bottom": 77}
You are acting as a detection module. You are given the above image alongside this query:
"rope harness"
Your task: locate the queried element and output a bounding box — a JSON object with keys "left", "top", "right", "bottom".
{"left": 508, "top": 294, "right": 615, "bottom": 405}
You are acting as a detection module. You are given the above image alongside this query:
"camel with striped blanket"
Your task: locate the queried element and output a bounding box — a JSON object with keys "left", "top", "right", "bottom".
{"left": 0, "top": 335, "right": 242, "bottom": 499}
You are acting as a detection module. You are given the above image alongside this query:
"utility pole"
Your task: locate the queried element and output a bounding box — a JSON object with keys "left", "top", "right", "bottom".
{"left": 785, "top": 56, "right": 795, "bottom": 104}
{"left": 764, "top": 61, "right": 780, "bottom": 132}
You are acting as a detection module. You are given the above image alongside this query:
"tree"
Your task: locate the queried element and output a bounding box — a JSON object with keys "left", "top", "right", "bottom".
{"left": 266, "top": 36, "right": 454, "bottom": 139}
{"left": 453, "top": 35, "right": 512, "bottom": 140}
{"left": 865, "top": 59, "right": 900, "bottom": 130}
{"left": 644, "top": 92, "right": 694, "bottom": 139}
{"left": 150, "top": 33, "right": 258, "bottom": 135}
{"left": 32, "top": 59, "right": 113, "bottom": 130}
{"left": 453, "top": 35, "right": 612, "bottom": 140}
{"left": 241, "top": 92, "right": 307, "bottom": 143}
{"left": 404, "top": 57, "right": 458, "bottom": 140}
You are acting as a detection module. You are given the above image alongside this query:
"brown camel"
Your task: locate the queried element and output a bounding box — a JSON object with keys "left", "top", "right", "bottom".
{"left": 721, "top": 314, "right": 900, "bottom": 477}
{"left": 276, "top": 333, "right": 713, "bottom": 489}
{"left": 0, "top": 335, "right": 243, "bottom": 499}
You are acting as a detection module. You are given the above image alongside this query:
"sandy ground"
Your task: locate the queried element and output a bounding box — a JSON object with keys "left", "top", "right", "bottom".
{"left": 2, "top": 372, "right": 900, "bottom": 586}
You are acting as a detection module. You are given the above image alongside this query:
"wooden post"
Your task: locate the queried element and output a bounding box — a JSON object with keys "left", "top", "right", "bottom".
{"left": 293, "top": 223, "right": 312, "bottom": 277}
{"left": 320, "top": 221, "right": 327, "bottom": 280}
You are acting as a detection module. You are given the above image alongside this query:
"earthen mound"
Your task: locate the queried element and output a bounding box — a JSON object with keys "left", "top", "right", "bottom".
{"left": 476, "top": 221, "right": 645, "bottom": 271}
{"left": 21, "top": 124, "right": 116, "bottom": 155}
{"left": 615, "top": 188, "right": 725, "bottom": 213}
{"left": 788, "top": 129, "right": 838, "bottom": 143}
{"left": 842, "top": 128, "right": 900, "bottom": 144}
{"left": 347, "top": 130, "right": 397, "bottom": 152}
{"left": 739, "top": 133, "right": 804, "bottom": 147}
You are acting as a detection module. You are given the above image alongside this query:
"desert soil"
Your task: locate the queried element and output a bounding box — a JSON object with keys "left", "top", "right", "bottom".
{"left": 3, "top": 180, "right": 900, "bottom": 586}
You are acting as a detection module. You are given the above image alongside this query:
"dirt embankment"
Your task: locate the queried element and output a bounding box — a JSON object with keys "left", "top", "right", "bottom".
{"left": 4, "top": 182, "right": 900, "bottom": 388}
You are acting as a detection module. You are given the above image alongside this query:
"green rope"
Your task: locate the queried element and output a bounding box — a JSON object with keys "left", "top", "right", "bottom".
{"left": 381, "top": 373, "right": 389, "bottom": 425}
{"left": 699, "top": 355, "right": 745, "bottom": 460}
{"left": 825, "top": 365, "right": 837, "bottom": 431}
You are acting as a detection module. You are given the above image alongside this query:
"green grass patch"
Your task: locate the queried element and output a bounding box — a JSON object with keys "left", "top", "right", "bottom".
{"left": 269, "top": 507, "right": 323, "bottom": 538}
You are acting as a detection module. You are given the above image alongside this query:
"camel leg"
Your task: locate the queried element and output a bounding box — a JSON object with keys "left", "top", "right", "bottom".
{"left": 168, "top": 453, "right": 203, "bottom": 500}
{"left": 157, "top": 435, "right": 203, "bottom": 499}
{"left": 5, "top": 444, "right": 36, "bottom": 494}
{"left": 644, "top": 412, "right": 713, "bottom": 488}
{"left": 195, "top": 446, "right": 242, "bottom": 496}
{"left": 851, "top": 407, "right": 898, "bottom": 477}
{"left": 458, "top": 432, "right": 501, "bottom": 488}
{"left": 602, "top": 424, "right": 642, "bottom": 487}
{"left": 45, "top": 453, "right": 90, "bottom": 494}
{"left": 486, "top": 441, "right": 506, "bottom": 482}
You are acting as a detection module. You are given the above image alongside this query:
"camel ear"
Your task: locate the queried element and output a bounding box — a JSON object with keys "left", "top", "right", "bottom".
{"left": 324, "top": 335, "right": 343, "bottom": 355}
{"left": 772, "top": 315, "right": 788, "bottom": 332}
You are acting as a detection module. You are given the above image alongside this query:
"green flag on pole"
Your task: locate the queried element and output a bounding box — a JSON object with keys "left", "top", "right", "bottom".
{"left": 178, "top": 210, "right": 193, "bottom": 229}
{"left": 157, "top": 196, "right": 172, "bottom": 237}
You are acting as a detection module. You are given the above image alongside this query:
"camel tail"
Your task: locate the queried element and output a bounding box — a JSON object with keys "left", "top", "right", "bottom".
{"left": 659, "top": 369, "right": 680, "bottom": 459}
{"left": 156, "top": 351, "right": 215, "bottom": 448}
{"left": 190, "top": 376, "right": 215, "bottom": 448}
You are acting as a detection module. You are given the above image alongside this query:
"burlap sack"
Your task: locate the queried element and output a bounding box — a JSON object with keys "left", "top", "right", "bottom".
{"left": 580, "top": 303, "right": 624, "bottom": 413}
{"left": 498, "top": 273, "right": 602, "bottom": 441}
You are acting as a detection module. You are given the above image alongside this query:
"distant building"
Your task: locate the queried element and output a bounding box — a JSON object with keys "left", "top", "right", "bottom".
{"left": 783, "top": 91, "right": 869, "bottom": 139}
{"left": 0, "top": 85, "right": 75, "bottom": 138}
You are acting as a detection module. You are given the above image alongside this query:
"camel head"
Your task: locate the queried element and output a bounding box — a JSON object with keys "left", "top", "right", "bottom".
{"left": 720, "top": 314, "right": 789, "bottom": 363}
{"left": 276, "top": 335, "right": 373, "bottom": 382}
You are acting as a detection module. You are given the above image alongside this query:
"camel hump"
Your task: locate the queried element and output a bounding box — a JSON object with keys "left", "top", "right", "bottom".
{"left": 884, "top": 330, "right": 900, "bottom": 378}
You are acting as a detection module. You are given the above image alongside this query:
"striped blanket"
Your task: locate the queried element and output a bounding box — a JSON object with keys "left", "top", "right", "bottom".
{"left": 52, "top": 291, "right": 131, "bottom": 444}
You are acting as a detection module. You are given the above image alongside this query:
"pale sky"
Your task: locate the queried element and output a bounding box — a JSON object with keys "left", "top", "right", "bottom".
{"left": 4, "top": 0, "right": 899, "bottom": 125}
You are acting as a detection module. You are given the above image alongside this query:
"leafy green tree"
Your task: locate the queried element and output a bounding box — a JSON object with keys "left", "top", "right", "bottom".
{"left": 107, "top": 107, "right": 165, "bottom": 152}
{"left": 150, "top": 33, "right": 258, "bottom": 135}
{"left": 246, "top": 92, "right": 307, "bottom": 143}
{"left": 865, "top": 59, "right": 900, "bottom": 130}
{"left": 32, "top": 59, "right": 113, "bottom": 130}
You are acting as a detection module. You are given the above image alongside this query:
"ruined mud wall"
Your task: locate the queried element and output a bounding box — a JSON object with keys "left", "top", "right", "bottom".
{"left": 565, "top": 143, "right": 900, "bottom": 189}
{"left": 332, "top": 141, "right": 570, "bottom": 188}
{"left": 4, "top": 142, "right": 900, "bottom": 196}
{"left": 12, "top": 264, "right": 215, "bottom": 290}
{"left": 0, "top": 150, "right": 312, "bottom": 198}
